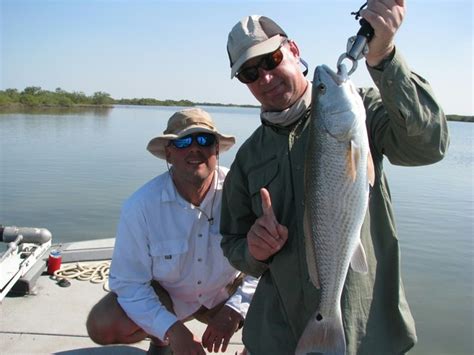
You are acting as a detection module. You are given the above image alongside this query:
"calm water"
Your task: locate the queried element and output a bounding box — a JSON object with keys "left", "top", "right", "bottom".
{"left": 1, "top": 106, "right": 472, "bottom": 354}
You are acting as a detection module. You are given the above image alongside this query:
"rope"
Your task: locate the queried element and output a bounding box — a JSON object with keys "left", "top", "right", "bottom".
{"left": 54, "top": 261, "right": 110, "bottom": 287}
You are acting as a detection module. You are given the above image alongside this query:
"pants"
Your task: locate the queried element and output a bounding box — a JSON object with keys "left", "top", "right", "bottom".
{"left": 151, "top": 273, "right": 245, "bottom": 324}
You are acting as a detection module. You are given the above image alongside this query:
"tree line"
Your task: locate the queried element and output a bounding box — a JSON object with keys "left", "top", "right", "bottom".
{"left": 0, "top": 86, "right": 471, "bottom": 121}
{"left": 0, "top": 87, "right": 195, "bottom": 108}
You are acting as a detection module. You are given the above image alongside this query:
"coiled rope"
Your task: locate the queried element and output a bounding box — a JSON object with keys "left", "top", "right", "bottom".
{"left": 54, "top": 261, "right": 111, "bottom": 291}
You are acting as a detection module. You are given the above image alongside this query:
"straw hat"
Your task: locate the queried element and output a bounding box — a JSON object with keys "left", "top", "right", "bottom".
{"left": 146, "top": 108, "right": 235, "bottom": 160}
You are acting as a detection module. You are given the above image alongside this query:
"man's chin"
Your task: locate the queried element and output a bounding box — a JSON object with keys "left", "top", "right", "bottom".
{"left": 261, "top": 90, "right": 294, "bottom": 111}
{"left": 189, "top": 169, "right": 212, "bottom": 182}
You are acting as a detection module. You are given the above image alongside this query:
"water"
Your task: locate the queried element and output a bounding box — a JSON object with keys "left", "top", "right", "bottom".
{"left": 0, "top": 106, "right": 472, "bottom": 354}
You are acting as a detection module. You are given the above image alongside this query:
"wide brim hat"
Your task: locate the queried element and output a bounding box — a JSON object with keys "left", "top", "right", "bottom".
{"left": 227, "top": 15, "right": 287, "bottom": 79}
{"left": 147, "top": 108, "right": 236, "bottom": 160}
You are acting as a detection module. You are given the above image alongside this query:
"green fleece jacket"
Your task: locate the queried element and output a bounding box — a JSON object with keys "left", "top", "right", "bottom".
{"left": 220, "top": 50, "right": 450, "bottom": 355}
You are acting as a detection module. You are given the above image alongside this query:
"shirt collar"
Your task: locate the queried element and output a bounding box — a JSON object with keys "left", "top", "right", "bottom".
{"left": 161, "top": 171, "right": 177, "bottom": 203}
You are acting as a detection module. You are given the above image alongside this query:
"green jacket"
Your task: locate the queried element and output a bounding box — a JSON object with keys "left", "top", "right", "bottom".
{"left": 220, "top": 50, "right": 449, "bottom": 355}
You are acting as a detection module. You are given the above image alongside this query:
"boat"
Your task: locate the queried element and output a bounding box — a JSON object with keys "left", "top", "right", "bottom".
{"left": 0, "top": 225, "right": 244, "bottom": 354}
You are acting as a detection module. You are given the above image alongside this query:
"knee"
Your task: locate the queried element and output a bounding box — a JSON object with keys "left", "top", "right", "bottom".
{"left": 86, "top": 303, "right": 113, "bottom": 345}
{"left": 86, "top": 292, "right": 146, "bottom": 345}
{"left": 86, "top": 292, "right": 122, "bottom": 345}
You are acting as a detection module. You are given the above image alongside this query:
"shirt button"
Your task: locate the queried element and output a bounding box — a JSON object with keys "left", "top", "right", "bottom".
{"left": 197, "top": 258, "right": 202, "bottom": 262}
{"left": 198, "top": 234, "right": 203, "bottom": 238}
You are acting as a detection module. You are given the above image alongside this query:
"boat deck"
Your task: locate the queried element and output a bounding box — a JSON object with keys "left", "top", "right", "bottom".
{"left": 0, "top": 239, "right": 244, "bottom": 354}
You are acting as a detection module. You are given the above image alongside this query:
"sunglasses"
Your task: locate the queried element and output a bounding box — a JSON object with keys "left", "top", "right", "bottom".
{"left": 170, "top": 133, "right": 216, "bottom": 149}
{"left": 236, "top": 43, "right": 286, "bottom": 84}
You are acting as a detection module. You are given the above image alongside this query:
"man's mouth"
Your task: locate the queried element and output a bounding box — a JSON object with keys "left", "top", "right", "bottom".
{"left": 187, "top": 159, "right": 205, "bottom": 165}
{"left": 264, "top": 81, "right": 284, "bottom": 96}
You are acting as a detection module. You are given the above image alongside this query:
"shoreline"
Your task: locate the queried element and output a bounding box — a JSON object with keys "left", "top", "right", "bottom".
{"left": 0, "top": 103, "right": 471, "bottom": 122}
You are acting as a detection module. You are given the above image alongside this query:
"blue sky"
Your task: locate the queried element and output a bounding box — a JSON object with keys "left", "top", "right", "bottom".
{"left": 1, "top": 0, "right": 472, "bottom": 115}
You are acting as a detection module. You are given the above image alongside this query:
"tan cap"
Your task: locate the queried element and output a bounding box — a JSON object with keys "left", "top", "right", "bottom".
{"left": 146, "top": 108, "right": 235, "bottom": 159}
{"left": 227, "top": 15, "right": 287, "bottom": 79}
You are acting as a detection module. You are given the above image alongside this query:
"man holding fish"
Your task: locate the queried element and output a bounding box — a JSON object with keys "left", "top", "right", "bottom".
{"left": 221, "top": 0, "right": 449, "bottom": 354}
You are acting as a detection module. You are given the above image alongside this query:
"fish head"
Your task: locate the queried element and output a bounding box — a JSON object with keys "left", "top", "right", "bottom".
{"left": 312, "top": 64, "right": 365, "bottom": 141}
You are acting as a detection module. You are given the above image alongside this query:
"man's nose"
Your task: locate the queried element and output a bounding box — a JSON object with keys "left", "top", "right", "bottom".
{"left": 257, "top": 67, "right": 273, "bottom": 84}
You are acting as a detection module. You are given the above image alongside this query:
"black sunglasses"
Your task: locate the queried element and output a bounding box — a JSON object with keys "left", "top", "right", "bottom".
{"left": 236, "top": 43, "right": 286, "bottom": 84}
{"left": 170, "top": 133, "right": 216, "bottom": 149}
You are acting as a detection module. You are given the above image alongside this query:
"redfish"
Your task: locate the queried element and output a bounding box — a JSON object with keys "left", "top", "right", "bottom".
{"left": 296, "top": 64, "right": 374, "bottom": 355}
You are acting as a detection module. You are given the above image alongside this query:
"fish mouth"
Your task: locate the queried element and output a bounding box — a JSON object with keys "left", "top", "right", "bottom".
{"left": 316, "top": 64, "right": 347, "bottom": 86}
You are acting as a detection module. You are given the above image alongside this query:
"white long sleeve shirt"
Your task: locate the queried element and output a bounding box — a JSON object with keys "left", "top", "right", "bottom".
{"left": 109, "top": 166, "right": 257, "bottom": 340}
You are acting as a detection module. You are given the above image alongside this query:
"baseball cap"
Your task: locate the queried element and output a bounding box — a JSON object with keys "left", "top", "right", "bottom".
{"left": 227, "top": 15, "right": 287, "bottom": 79}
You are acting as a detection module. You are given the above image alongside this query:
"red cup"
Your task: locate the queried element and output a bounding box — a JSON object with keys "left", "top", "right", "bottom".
{"left": 47, "top": 249, "right": 62, "bottom": 275}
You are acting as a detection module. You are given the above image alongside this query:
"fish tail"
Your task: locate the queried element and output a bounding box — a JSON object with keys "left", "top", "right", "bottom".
{"left": 295, "top": 308, "right": 345, "bottom": 355}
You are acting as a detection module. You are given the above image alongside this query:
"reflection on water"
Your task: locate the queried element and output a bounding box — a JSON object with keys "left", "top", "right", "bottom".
{"left": 0, "top": 106, "right": 472, "bottom": 354}
{"left": 0, "top": 105, "right": 113, "bottom": 116}
{"left": 0, "top": 105, "right": 261, "bottom": 243}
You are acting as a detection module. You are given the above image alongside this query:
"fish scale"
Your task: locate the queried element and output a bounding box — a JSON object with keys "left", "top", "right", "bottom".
{"left": 296, "top": 64, "right": 373, "bottom": 355}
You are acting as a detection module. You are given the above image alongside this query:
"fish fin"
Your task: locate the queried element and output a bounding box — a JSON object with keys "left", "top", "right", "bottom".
{"left": 347, "top": 140, "right": 360, "bottom": 182}
{"left": 367, "top": 149, "right": 375, "bottom": 187}
{"left": 304, "top": 208, "right": 320, "bottom": 289}
{"left": 295, "top": 307, "right": 346, "bottom": 355}
{"left": 350, "top": 240, "right": 369, "bottom": 274}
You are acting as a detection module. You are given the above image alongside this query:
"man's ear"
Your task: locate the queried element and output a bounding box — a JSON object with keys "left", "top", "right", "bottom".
{"left": 287, "top": 40, "right": 301, "bottom": 59}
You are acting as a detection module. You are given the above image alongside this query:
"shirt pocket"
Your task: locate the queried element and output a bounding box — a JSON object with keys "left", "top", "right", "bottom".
{"left": 150, "top": 240, "right": 188, "bottom": 283}
{"left": 247, "top": 157, "right": 280, "bottom": 216}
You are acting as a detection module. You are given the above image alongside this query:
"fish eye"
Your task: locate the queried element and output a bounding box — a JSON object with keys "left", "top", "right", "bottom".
{"left": 318, "top": 83, "right": 326, "bottom": 93}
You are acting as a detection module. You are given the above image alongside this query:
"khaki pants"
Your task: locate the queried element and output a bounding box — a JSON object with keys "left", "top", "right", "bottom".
{"left": 151, "top": 273, "right": 245, "bottom": 324}
{"left": 87, "top": 274, "right": 246, "bottom": 346}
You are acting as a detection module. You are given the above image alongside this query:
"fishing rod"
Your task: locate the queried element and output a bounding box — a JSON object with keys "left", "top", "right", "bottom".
{"left": 337, "top": 1, "right": 375, "bottom": 75}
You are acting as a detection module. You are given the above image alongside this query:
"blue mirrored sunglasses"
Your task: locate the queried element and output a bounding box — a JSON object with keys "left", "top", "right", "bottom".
{"left": 170, "top": 133, "right": 216, "bottom": 149}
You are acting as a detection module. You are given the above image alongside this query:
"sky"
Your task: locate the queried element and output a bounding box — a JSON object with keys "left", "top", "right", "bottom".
{"left": 1, "top": 0, "right": 472, "bottom": 115}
